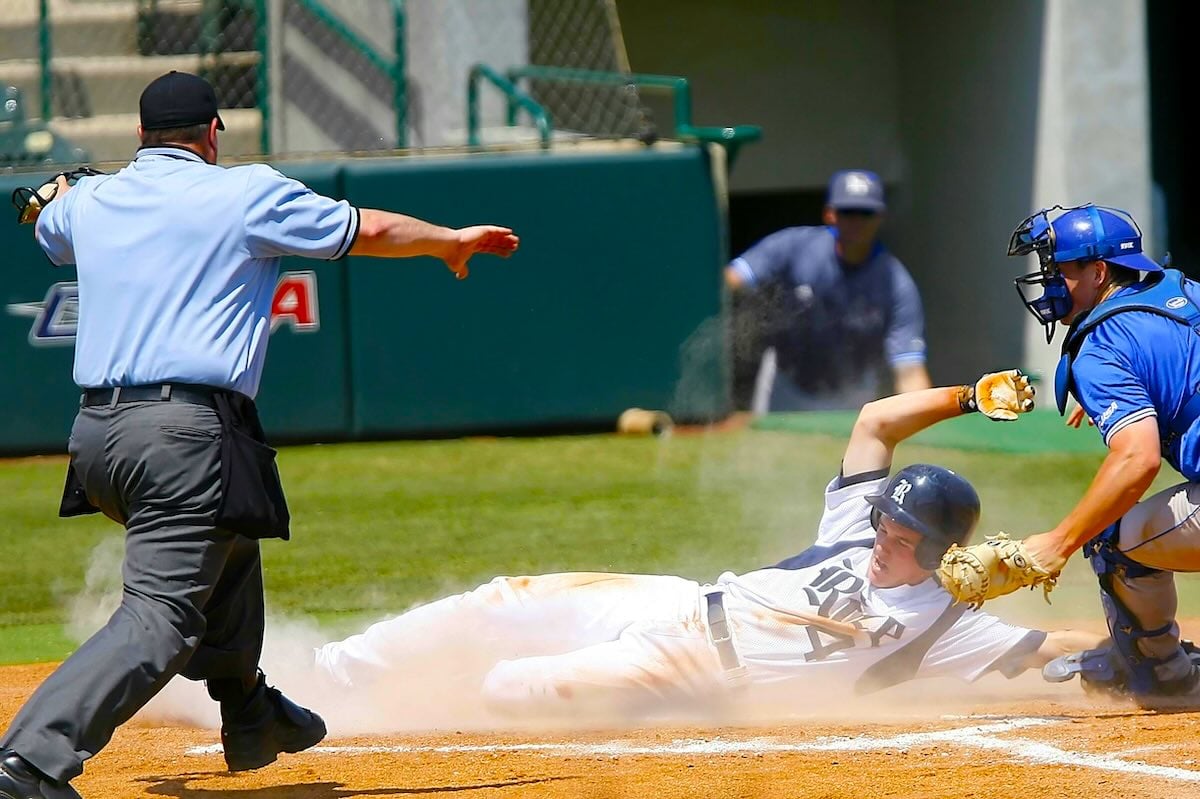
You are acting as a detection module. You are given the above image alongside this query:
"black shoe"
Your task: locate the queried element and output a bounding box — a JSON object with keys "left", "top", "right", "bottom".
{"left": 220, "top": 677, "right": 327, "bottom": 772}
{"left": 0, "top": 750, "right": 81, "bottom": 799}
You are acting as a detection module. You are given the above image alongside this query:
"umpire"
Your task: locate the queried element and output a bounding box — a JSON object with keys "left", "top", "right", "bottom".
{"left": 0, "top": 71, "right": 518, "bottom": 799}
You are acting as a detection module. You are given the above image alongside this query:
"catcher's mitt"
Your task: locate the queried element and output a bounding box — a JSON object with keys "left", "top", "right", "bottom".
{"left": 936, "top": 532, "right": 1059, "bottom": 609}
{"left": 11, "top": 166, "right": 104, "bottom": 224}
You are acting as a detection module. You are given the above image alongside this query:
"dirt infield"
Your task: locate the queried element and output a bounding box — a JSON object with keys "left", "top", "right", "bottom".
{"left": 5, "top": 660, "right": 1200, "bottom": 799}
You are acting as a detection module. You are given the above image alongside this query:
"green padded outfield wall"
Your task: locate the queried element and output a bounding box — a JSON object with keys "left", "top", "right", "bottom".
{"left": 0, "top": 146, "right": 728, "bottom": 454}
{"left": 342, "top": 147, "right": 728, "bottom": 438}
{"left": 0, "top": 173, "right": 81, "bottom": 454}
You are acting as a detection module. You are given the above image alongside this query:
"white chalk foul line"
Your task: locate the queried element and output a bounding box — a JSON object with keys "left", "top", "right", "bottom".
{"left": 185, "top": 716, "right": 1200, "bottom": 783}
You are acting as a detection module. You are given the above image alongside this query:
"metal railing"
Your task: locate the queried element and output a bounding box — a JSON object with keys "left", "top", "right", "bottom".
{"left": 31, "top": 0, "right": 408, "bottom": 156}
{"left": 467, "top": 63, "right": 552, "bottom": 149}
{"left": 37, "top": 0, "right": 51, "bottom": 121}
{"left": 291, "top": 0, "right": 407, "bottom": 150}
{"left": 254, "top": 0, "right": 269, "bottom": 153}
{"left": 192, "top": 0, "right": 271, "bottom": 152}
{"left": 504, "top": 65, "right": 762, "bottom": 165}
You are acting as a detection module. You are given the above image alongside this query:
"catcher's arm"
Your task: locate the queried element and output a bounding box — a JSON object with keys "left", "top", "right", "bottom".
{"left": 942, "top": 406, "right": 1162, "bottom": 610}
{"left": 1021, "top": 416, "right": 1160, "bottom": 574}
{"left": 1065, "top": 400, "right": 1093, "bottom": 428}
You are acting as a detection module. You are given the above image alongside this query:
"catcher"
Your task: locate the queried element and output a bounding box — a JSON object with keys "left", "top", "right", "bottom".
{"left": 266, "top": 370, "right": 1102, "bottom": 726}
{"left": 937, "top": 204, "right": 1200, "bottom": 708}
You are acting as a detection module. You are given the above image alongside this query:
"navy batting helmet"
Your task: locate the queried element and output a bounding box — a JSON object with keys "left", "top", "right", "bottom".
{"left": 865, "top": 464, "right": 981, "bottom": 570}
{"left": 1009, "top": 204, "right": 1162, "bottom": 341}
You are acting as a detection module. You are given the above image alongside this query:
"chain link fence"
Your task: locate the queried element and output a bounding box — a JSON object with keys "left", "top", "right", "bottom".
{"left": 525, "top": 0, "right": 653, "bottom": 140}
{"left": 0, "top": 0, "right": 659, "bottom": 169}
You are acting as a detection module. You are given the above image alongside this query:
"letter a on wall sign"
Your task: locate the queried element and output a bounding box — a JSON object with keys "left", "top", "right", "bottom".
{"left": 271, "top": 271, "right": 320, "bottom": 332}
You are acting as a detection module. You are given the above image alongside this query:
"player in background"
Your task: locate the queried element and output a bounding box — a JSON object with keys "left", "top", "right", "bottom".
{"left": 725, "top": 169, "right": 932, "bottom": 413}
{"left": 992, "top": 203, "right": 1200, "bottom": 705}
{"left": 303, "top": 370, "right": 1101, "bottom": 723}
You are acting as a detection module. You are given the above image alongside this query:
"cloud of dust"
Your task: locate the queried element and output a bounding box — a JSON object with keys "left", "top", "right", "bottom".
{"left": 59, "top": 535, "right": 672, "bottom": 738}
{"left": 137, "top": 614, "right": 331, "bottom": 732}
{"left": 65, "top": 536, "right": 124, "bottom": 644}
{"left": 62, "top": 523, "right": 1101, "bottom": 741}
{"left": 712, "top": 667, "right": 1093, "bottom": 727}
{"left": 135, "top": 605, "right": 522, "bottom": 737}
{"left": 59, "top": 538, "right": 486, "bottom": 735}
{"left": 680, "top": 424, "right": 829, "bottom": 571}
{"left": 130, "top": 621, "right": 1101, "bottom": 738}
{"left": 668, "top": 315, "right": 727, "bottom": 427}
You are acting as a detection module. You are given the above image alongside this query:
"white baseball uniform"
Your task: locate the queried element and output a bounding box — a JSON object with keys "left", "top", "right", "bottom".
{"left": 313, "top": 471, "right": 1043, "bottom": 719}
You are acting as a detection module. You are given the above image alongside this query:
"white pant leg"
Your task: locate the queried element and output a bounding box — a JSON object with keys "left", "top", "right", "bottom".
{"left": 314, "top": 573, "right": 702, "bottom": 691}
{"left": 482, "top": 613, "right": 728, "bottom": 719}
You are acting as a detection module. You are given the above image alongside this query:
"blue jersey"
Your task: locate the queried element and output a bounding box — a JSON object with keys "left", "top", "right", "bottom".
{"left": 1069, "top": 275, "right": 1200, "bottom": 479}
{"left": 35, "top": 146, "right": 358, "bottom": 398}
{"left": 730, "top": 226, "right": 926, "bottom": 397}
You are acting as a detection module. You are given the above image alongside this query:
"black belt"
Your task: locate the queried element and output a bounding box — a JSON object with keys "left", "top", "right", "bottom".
{"left": 81, "top": 383, "right": 222, "bottom": 410}
{"left": 704, "top": 590, "right": 744, "bottom": 674}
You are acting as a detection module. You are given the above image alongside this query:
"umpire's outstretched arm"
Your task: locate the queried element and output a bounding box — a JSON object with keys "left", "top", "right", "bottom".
{"left": 350, "top": 208, "right": 519, "bottom": 280}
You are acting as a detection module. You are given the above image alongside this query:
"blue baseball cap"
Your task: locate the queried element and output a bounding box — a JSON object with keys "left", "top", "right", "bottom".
{"left": 827, "top": 170, "right": 885, "bottom": 212}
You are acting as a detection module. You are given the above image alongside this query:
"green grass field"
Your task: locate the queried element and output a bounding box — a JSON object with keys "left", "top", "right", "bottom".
{"left": 2, "top": 424, "right": 1196, "bottom": 665}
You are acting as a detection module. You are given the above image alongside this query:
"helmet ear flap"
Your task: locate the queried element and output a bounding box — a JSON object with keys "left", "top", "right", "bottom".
{"left": 914, "top": 537, "right": 943, "bottom": 571}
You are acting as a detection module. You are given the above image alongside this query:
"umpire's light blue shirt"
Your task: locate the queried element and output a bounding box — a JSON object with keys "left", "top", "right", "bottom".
{"left": 35, "top": 146, "right": 359, "bottom": 398}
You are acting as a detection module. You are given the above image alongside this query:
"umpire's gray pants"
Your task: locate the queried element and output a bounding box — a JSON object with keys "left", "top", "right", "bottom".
{"left": 1, "top": 400, "right": 265, "bottom": 784}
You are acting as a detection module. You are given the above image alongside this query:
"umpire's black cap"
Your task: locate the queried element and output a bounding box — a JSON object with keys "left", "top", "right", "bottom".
{"left": 139, "top": 70, "right": 226, "bottom": 131}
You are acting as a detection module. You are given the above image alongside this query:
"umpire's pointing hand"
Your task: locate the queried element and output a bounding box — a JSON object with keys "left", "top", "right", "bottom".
{"left": 444, "top": 226, "right": 520, "bottom": 280}
{"left": 349, "top": 211, "right": 518, "bottom": 274}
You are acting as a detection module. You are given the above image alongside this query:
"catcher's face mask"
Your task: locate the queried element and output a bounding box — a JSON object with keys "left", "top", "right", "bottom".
{"left": 1010, "top": 205, "right": 1074, "bottom": 343}
{"left": 1010, "top": 203, "right": 1163, "bottom": 343}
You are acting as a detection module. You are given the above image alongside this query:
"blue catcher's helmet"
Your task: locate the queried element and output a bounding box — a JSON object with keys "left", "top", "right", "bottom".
{"left": 1008, "top": 204, "right": 1163, "bottom": 342}
{"left": 864, "top": 464, "right": 981, "bottom": 570}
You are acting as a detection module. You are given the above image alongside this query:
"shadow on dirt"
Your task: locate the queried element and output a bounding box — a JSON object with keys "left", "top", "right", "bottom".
{"left": 137, "top": 772, "right": 580, "bottom": 797}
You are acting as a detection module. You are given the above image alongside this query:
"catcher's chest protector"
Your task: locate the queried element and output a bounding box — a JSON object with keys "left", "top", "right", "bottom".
{"left": 1055, "top": 270, "right": 1200, "bottom": 448}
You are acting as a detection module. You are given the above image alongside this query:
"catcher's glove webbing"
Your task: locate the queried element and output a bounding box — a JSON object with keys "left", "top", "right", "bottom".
{"left": 12, "top": 166, "right": 104, "bottom": 224}
{"left": 936, "top": 532, "right": 1059, "bottom": 609}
